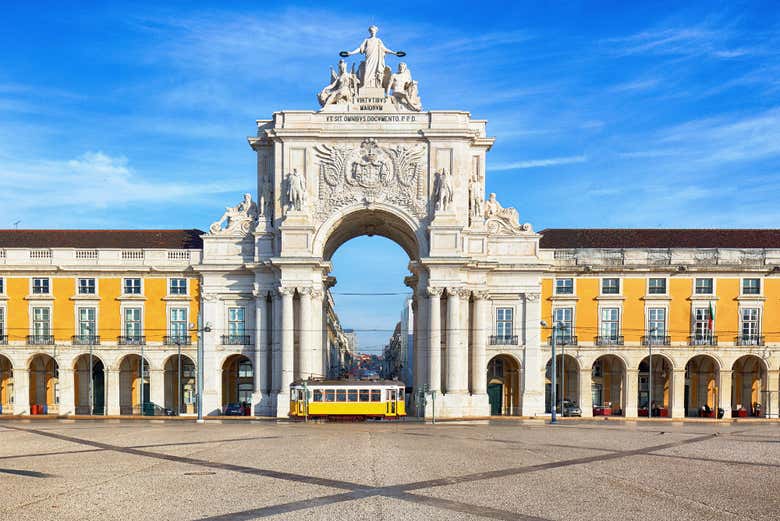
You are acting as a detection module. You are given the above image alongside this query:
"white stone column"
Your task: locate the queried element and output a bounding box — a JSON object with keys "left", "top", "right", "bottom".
{"left": 201, "top": 295, "right": 220, "bottom": 416}
{"left": 625, "top": 369, "right": 638, "bottom": 418}
{"left": 459, "top": 289, "right": 470, "bottom": 392}
{"left": 271, "top": 290, "right": 281, "bottom": 394}
{"left": 579, "top": 368, "right": 593, "bottom": 417}
{"left": 471, "top": 292, "right": 489, "bottom": 395}
{"left": 58, "top": 367, "right": 75, "bottom": 416}
{"left": 106, "top": 368, "right": 120, "bottom": 416}
{"left": 671, "top": 369, "right": 686, "bottom": 418}
{"left": 150, "top": 368, "right": 164, "bottom": 411}
{"left": 427, "top": 287, "right": 443, "bottom": 394}
{"left": 719, "top": 370, "right": 732, "bottom": 419}
{"left": 767, "top": 370, "right": 780, "bottom": 419}
{"left": 254, "top": 294, "right": 268, "bottom": 394}
{"left": 445, "top": 289, "right": 464, "bottom": 393}
{"left": 298, "top": 288, "right": 312, "bottom": 379}
{"left": 280, "top": 287, "right": 295, "bottom": 392}
{"left": 521, "top": 293, "right": 545, "bottom": 416}
{"left": 311, "top": 289, "right": 324, "bottom": 379}
{"left": 13, "top": 367, "right": 29, "bottom": 415}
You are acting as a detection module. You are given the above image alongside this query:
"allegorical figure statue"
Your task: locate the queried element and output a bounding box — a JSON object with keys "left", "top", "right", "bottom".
{"left": 485, "top": 192, "right": 520, "bottom": 223}
{"left": 259, "top": 176, "right": 273, "bottom": 217}
{"left": 209, "top": 193, "right": 258, "bottom": 234}
{"left": 317, "top": 59, "right": 360, "bottom": 107}
{"left": 469, "top": 175, "right": 484, "bottom": 222}
{"left": 286, "top": 169, "right": 307, "bottom": 211}
{"left": 341, "top": 25, "right": 403, "bottom": 89}
{"left": 387, "top": 62, "right": 421, "bottom": 111}
{"left": 433, "top": 169, "right": 453, "bottom": 212}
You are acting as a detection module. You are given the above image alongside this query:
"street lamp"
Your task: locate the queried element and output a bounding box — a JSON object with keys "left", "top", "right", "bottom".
{"left": 190, "top": 316, "right": 211, "bottom": 424}
{"left": 541, "top": 320, "right": 564, "bottom": 424}
{"left": 647, "top": 326, "right": 657, "bottom": 417}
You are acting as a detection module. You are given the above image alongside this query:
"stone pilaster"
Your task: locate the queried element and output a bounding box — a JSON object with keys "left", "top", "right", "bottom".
{"left": 521, "top": 292, "right": 545, "bottom": 416}
{"left": 277, "top": 286, "right": 295, "bottom": 416}
{"left": 149, "top": 369, "right": 164, "bottom": 411}
{"left": 58, "top": 367, "right": 75, "bottom": 416}
{"left": 625, "top": 369, "right": 638, "bottom": 418}
{"left": 201, "top": 293, "right": 220, "bottom": 416}
{"left": 254, "top": 293, "right": 268, "bottom": 395}
{"left": 579, "top": 368, "right": 593, "bottom": 417}
{"left": 671, "top": 369, "right": 686, "bottom": 418}
{"left": 298, "top": 288, "right": 312, "bottom": 379}
{"left": 427, "top": 287, "right": 443, "bottom": 394}
{"left": 311, "top": 288, "right": 324, "bottom": 379}
{"left": 106, "top": 368, "right": 120, "bottom": 416}
{"left": 767, "top": 369, "right": 780, "bottom": 418}
{"left": 446, "top": 289, "right": 466, "bottom": 393}
{"left": 271, "top": 290, "right": 281, "bottom": 395}
{"left": 719, "top": 370, "right": 732, "bottom": 419}
{"left": 471, "top": 291, "right": 489, "bottom": 395}
{"left": 13, "top": 367, "right": 29, "bottom": 415}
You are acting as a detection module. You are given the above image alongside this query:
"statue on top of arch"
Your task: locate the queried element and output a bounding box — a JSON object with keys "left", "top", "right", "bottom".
{"left": 484, "top": 193, "right": 532, "bottom": 235}
{"left": 209, "top": 193, "right": 258, "bottom": 235}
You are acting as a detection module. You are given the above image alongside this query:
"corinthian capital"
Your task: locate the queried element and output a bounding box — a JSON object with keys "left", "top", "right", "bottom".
{"left": 472, "top": 290, "right": 490, "bottom": 300}
{"left": 524, "top": 292, "right": 541, "bottom": 303}
{"left": 426, "top": 286, "right": 444, "bottom": 297}
{"left": 277, "top": 286, "right": 296, "bottom": 297}
{"left": 455, "top": 288, "right": 472, "bottom": 299}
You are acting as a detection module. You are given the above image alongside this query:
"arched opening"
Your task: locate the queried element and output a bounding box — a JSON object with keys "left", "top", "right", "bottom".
{"left": 119, "top": 354, "right": 149, "bottom": 415}
{"left": 685, "top": 355, "right": 720, "bottom": 417}
{"left": 487, "top": 355, "right": 520, "bottom": 415}
{"left": 638, "top": 355, "right": 672, "bottom": 417}
{"left": 74, "top": 354, "right": 105, "bottom": 415}
{"left": 544, "top": 354, "right": 579, "bottom": 414}
{"left": 222, "top": 354, "right": 253, "bottom": 410}
{"left": 0, "top": 355, "right": 13, "bottom": 414}
{"left": 29, "top": 354, "right": 58, "bottom": 414}
{"left": 731, "top": 355, "right": 766, "bottom": 417}
{"left": 591, "top": 355, "right": 625, "bottom": 416}
{"left": 165, "top": 354, "right": 196, "bottom": 415}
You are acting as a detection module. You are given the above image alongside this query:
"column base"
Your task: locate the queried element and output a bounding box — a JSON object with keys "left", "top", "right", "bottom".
{"left": 252, "top": 391, "right": 274, "bottom": 416}
{"left": 424, "top": 392, "right": 490, "bottom": 418}
{"left": 521, "top": 389, "right": 546, "bottom": 417}
{"left": 671, "top": 406, "right": 685, "bottom": 419}
{"left": 624, "top": 406, "right": 638, "bottom": 419}
{"left": 275, "top": 392, "right": 290, "bottom": 418}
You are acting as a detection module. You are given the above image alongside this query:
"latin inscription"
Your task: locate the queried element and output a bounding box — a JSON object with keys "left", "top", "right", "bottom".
{"left": 325, "top": 114, "right": 418, "bottom": 122}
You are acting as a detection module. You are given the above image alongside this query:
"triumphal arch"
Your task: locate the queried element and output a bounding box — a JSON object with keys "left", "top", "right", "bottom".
{"left": 199, "top": 26, "right": 546, "bottom": 417}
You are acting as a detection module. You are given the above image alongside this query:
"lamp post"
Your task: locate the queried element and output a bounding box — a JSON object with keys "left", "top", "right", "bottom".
{"left": 541, "top": 320, "right": 563, "bottom": 424}
{"left": 191, "top": 314, "right": 211, "bottom": 424}
{"left": 648, "top": 326, "right": 657, "bottom": 418}
{"left": 88, "top": 325, "right": 94, "bottom": 416}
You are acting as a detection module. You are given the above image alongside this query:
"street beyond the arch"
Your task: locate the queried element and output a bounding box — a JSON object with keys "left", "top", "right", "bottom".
{"left": 1, "top": 419, "right": 778, "bottom": 521}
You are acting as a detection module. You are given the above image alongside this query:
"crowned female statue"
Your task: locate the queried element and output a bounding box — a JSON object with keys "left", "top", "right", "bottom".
{"left": 341, "top": 25, "right": 403, "bottom": 89}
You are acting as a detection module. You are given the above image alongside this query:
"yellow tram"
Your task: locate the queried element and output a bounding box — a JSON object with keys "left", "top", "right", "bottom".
{"left": 289, "top": 380, "right": 407, "bottom": 420}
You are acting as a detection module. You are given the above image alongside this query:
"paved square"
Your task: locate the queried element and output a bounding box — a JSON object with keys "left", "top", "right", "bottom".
{"left": 0, "top": 419, "right": 778, "bottom": 520}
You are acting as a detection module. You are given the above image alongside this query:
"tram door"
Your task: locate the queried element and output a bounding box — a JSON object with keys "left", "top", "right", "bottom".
{"left": 387, "top": 389, "right": 397, "bottom": 416}
{"left": 296, "top": 389, "right": 306, "bottom": 416}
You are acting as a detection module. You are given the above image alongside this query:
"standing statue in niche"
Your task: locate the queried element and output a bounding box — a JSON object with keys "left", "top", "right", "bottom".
{"left": 340, "top": 25, "right": 405, "bottom": 89}
{"left": 469, "top": 175, "right": 484, "bottom": 222}
{"left": 433, "top": 169, "right": 453, "bottom": 212}
{"left": 286, "top": 169, "right": 307, "bottom": 211}
{"left": 259, "top": 176, "right": 273, "bottom": 218}
{"left": 209, "top": 193, "right": 258, "bottom": 235}
{"left": 386, "top": 62, "right": 421, "bottom": 111}
{"left": 317, "top": 59, "right": 360, "bottom": 107}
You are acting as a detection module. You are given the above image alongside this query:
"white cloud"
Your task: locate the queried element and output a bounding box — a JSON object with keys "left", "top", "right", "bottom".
{"left": 491, "top": 155, "right": 587, "bottom": 171}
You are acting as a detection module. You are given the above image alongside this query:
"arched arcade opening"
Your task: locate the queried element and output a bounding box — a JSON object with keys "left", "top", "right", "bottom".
{"left": 74, "top": 354, "right": 105, "bottom": 415}
{"left": 0, "top": 355, "right": 13, "bottom": 414}
{"left": 731, "top": 355, "right": 766, "bottom": 417}
{"left": 164, "top": 354, "right": 196, "bottom": 415}
{"left": 222, "top": 354, "right": 253, "bottom": 410}
{"left": 29, "top": 354, "right": 58, "bottom": 414}
{"left": 487, "top": 355, "right": 520, "bottom": 415}
{"left": 685, "top": 355, "right": 720, "bottom": 417}
{"left": 591, "top": 355, "right": 626, "bottom": 416}
{"left": 119, "top": 354, "right": 149, "bottom": 415}
{"left": 638, "top": 355, "right": 672, "bottom": 417}
{"left": 544, "top": 354, "right": 579, "bottom": 414}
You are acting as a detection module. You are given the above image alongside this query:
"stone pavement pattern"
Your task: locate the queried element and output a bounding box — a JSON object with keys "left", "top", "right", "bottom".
{"left": 0, "top": 420, "right": 778, "bottom": 520}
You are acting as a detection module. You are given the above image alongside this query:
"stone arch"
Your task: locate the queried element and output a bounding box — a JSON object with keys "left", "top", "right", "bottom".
{"left": 0, "top": 353, "right": 13, "bottom": 414}
{"left": 544, "top": 353, "right": 580, "bottom": 414}
{"left": 591, "top": 354, "right": 627, "bottom": 416}
{"left": 163, "top": 354, "right": 196, "bottom": 414}
{"left": 221, "top": 354, "right": 253, "bottom": 410}
{"left": 28, "top": 353, "right": 59, "bottom": 414}
{"left": 312, "top": 203, "right": 425, "bottom": 261}
{"left": 684, "top": 354, "right": 720, "bottom": 417}
{"left": 118, "top": 354, "right": 150, "bottom": 415}
{"left": 638, "top": 353, "right": 673, "bottom": 415}
{"left": 731, "top": 355, "right": 767, "bottom": 417}
{"left": 73, "top": 353, "right": 106, "bottom": 415}
{"left": 487, "top": 354, "right": 521, "bottom": 415}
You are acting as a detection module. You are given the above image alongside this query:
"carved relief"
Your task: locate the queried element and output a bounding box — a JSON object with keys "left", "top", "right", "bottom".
{"left": 315, "top": 139, "right": 426, "bottom": 218}
{"left": 484, "top": 192, "right": 530, "bottom": 236}
{"left": 209, "top": 193, "right": 258, "bottom": 235}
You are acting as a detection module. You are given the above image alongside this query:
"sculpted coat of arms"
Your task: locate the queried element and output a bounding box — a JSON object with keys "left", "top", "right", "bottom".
{"left": 315, "top": 138, "right": 426, "bottom": 218}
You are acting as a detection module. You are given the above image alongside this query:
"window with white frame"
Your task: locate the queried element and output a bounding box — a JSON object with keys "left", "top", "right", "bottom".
{"left": 77, "top": 278, "right": 96, "bottom": 295}
{"left": 599, "top": 308, "right": 620, "bottom": 342}
{"left": 694, "top": 278, "right": 713, "bottom": 295}
{"left": 123, "top": 278, "right": 142, "bottom": 295}
{"left": 554, "top": 278, "right": 574, "bottom": 295}
{"left": 228, "top": 307, "right": 246, "bottom": 341}
{"left": 495, "top": 308, "right": 514, "bottom": 339}
{"left": 742, "top": 278, "right": 761, "bottom": 295}
{"left": 552, "top": 307, "right": 573, "bottom": 342}
{"left": 648, "top": 278, "right": 667, "bottom": 295}
{"left": 647, "top": 308, "right": 667, "bottom": 343}
{"left": 601, "top": 278, "right": 620, "bottom": 294}
{"left": 692, "top": 307, "right": 714, "bottom": 343}
{"left": 740, "top": 308, "right": 761, "bottom": 345}
{"left": 124, "top": 307, "right": 142, "bottom": 339}
{"left": 32, "top": 277, "right": 50, "bottom": 294}
{"left": 32, "top": 307, "right": 51, "bottom": 337}
{"left": 169, "top": 307, "right": 188, "bottom": 342}
{"left": 169, "top": 278, "right": 187, "bottom": 295}
{"left": 78, "top": 307, "right": 96, "bottom": 339}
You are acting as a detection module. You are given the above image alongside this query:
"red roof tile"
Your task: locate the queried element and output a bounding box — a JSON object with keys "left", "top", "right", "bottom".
{"left": 0, "top": 229, "right": 204, "bottom": 249}
{"left": 539, "top": 229, "right": 780, "bottom": 249}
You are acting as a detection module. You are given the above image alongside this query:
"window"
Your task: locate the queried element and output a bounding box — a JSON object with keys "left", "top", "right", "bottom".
{"left": 77, "top": 278, "right": 96, "bottom": 295}
{"left": 336, "top": 389, "right": 346, "bottom": 402}
{"left": 647, "top": 308, "right": 667, "bottom": 342}
{"left": 694, "top": 278, "right": 713, "bottom": 295}
{"left": 32, "top": 277, "right": 50, "bottom": 294}
{"left": 324, "top": 390, "right": 335, "bottom": 402}
{"left": 78, "top": 307, "right": 96, "bottom": 338}
{"left": 693, "top": 307, "right": 713, "bottom": 344}
{"left": 740, "top": 308, "right": 761, "bottom": 344}
{"left": 648, "top": 278, "right": 667, "bottom": 295}
{"left": 313, "top": 389, "right": 323, "bottom": 402}
{"left": 238, "top": 382, "right": 253, "bottom": 404}
{"left": 370, "top": 389, "right": 381, "bottom": 402}
{"left": 742, "top": 278, "right": 761, "bottom": 295}
{"left": 32, "top": 307, "right": 51, "bottom": 336}
{"left": 555, "top": 278, "right": 574, "bottom": 295}
{"left": 0, "top": 277, "right": 4, "bottom": 294}
{"left": 169, "top": 278, "right": 187, "bottom": 295}
{"left": 228, "top": 307, "right": 245, "bottom": 341}
{"left": 553, "top": 307, "right": 573, "bottom": 342}
{"left": 601, "top": 278, "right": 620, "bottom": 294}
{"left": 359, "top": 389, "right": 369, "bottom": 402}
{"left": 495, "top": 308, "right": 513, "bottom": 339}
{"left": 347, "top": 389, "right": 358, "bottom": 402}
{"left": 123, "top": 278, "right": 142, "bottom": 295}
{"left": 169, "top": 308, "right": 187, "bottom": 341}
{"left": 600, "top": 308, "right": 620, "bottom": 341}
{"left": 124, "top": 307, "right": 142, "bottom": 339}
{"left": 238, "top": 359, "right": 253, "bottom": 378}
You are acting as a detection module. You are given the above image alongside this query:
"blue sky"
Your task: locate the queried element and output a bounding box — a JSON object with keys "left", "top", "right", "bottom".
{"left": 2, "top": 1, "right": 779, "bottom": 352}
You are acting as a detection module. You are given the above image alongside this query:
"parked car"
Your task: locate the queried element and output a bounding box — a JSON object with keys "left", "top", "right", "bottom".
{"left": 223, "top": 403, "right": 244, "bottom": 416}
{"left": 556, "top": 400, "right": 582, "bottom": 417}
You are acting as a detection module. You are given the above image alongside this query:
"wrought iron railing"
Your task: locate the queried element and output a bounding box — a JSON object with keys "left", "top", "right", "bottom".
{"left": 27, "top": 334, "right": 54, "bottom": 345}
{"left": 641, "top": 335, "right": 671, "bottom": 346}
{"left": 164, "top": 335, "right": 192, "bottom": 346}
{"left": 595, "top": 335, "right": 624, "bottom": 346}
{"left": 548, "top": 335, "right": 577, "bottom": 346}
{"left": 72, "top": 335, "right": 100, "bottom": 345}
{"left": 688, "top": 335, "right": 718, "bottom": 346}
{"left": 0, "top": 334, "right": 7, "bottom": 345}
{"left": 489, "top": 335, "right": 518, "bottom": 345}
{"left": 735, "top": 335, "right": 764, "bottom": 347}
{"left": 221, "top": 334, "right": 251, "bottom": 345}
{"left": 118, "top": 335, "right": 146, "bottom": 345}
